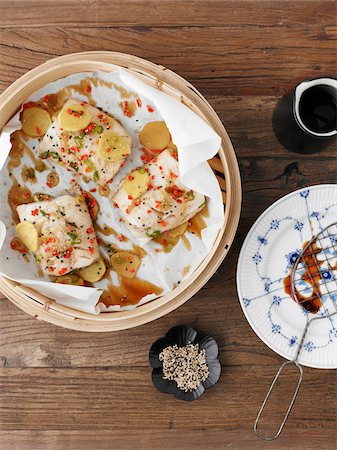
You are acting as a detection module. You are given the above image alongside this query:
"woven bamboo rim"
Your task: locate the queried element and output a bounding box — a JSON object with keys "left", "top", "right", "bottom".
{"left": 0, "top": 52, "right": 241, "bottom": 331}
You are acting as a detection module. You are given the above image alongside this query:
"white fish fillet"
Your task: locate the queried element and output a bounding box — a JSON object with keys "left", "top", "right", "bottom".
{"left": 17, "top": 195, "right": 100, "bottom": 276}
{"left": 113, "top": 149, "right": 206, "bottom": 240}
{"left": 40, "top": 100, "right": 132, "bottom": 185}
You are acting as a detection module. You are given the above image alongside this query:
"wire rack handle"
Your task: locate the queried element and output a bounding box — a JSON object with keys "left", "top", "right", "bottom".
{"left": 254, "top": 360, "right": 303, "bottom": 441}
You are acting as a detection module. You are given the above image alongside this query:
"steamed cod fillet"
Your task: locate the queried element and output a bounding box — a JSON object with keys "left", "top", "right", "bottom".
{"left": 113, "top": 149, "right": 205, "bottom": 240}
{"left": 16, "top": 195, "right": 100, "bottom": 276}
{"left": 40, "top": 100, "right": 132, "bottom": 185}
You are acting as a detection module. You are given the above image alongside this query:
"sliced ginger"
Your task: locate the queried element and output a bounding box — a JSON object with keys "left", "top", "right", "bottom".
{"left": 139, "top": 121, "right": 171, "bottom": 151}
{"left": 58, "top": 103, "right": 91, "bottom": 132}
{"left": 123, "top": 168, "right": 149, "bottom": 199}
{"left": 15, "top": 222, "right": 39, "bottom": 252}
{"left": 110, "top": 251, "right": 140, "bottom": 279}
{"left": 22, "top": 107, "right": 52, "bottom": 137}
{"left": 98, "top": 132, "right": 131, "bottom": 162}
{"left": 79, "top": 257, "right": 106, "bottom": 283}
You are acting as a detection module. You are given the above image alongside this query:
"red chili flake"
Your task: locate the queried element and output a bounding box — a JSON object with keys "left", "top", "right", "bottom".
{"left": 46, "top": 182, "right": 52, "bottom": 188}
{"left": 86, "top": 227, "right": 94, "bottom": 234}
{"left": 121, "top": 101, "right": 132, "bottom": 118}
{"left": 97, "top": 114, "right": 103, "bottom": 119}
{"left": 86, "top": 85, "right": 92, "bottom": 93}
{"left": 31, "top": 208, "right": 39, "bottom": 216}
{"left": 159, "top": 166, "right": 163, "bottom": 171}
{"left": 24, "top": 192, "right": 31, "bottom": 199}
{"left": 147, "top": 183, "right": 153, "bottom": 190}
{"left": 89, "top": 247, "right": 95, "bottom": 254}
{"left": 67, "top": 108, "right": 73, "bottom": 114}
{"left": 169, "top": 171, "right": 178, "bottom": 179}
{"left": 119, "top": 218, "right": 123, "bottom": 222}
{"left": 176, "top": 198, "right": 183, "bottom": 204}
{"left": 97, "top": 237, "right": 103, "bottom": 244}
{"left": 52, "top": 250, "right": 58, "bottom": 257}
{"left": 22, "top": 101, "right": 36, "bottom": 110}
{"left": 155, "top": 201, "right": 162, "bottom": 208}
{"left": 84, "top": 122, "right": 95, "bottom": 134}
{"left": 147, "top": 105, "right": 154, "bottom": 113}
{"left": 43, "top": 95, "right": 49, "bottom": 103}
{"left": 152, "top": 158, "right": 157, "bottom": 163}
{"left": 80, "top": 154, "right": 89, "bottom": 161}
{"left": 85, "top": 167, "right": 92, "bottom": 173}
{"left": 162, "top": 239, "right": 168, "bottom": 246}
{"left": 151, "top": 175, "right": 155, "bottom": 180}
{"left": 113, "top": 203, "right": 119, "bottom": 208}
{"left": 159, "top": 220, "right": 167, "bottom": 227}
{"left": 89, "top": 238, "right": 95, "bottom": 244}
{"left": 128, "top": 175, "right": 134, "bottom": 181}
{"left": 183, "top": 197, "right": 189, "bottom": 202}
{"left": 36, "top": 127, "right": 41, "bottom": 135}
{"left": 136, "top": 98, "right": 142, "bottom": 108}
{"left": 128, "top": 195, "right": 133, "bottom": 200}
{"left": 58, "top": 267, "right": 68, "bottom": 275}
{"left": 45, "top": 246, "right": 51, "bottom": 253}
{"left": 102, "top": 117, "right": 108, "bottom": 124}
{"left": 147, "top": 209, "right": 152, "bottom": 214}
{"left": 61, "top": 147, "right": 66, "bottom": 153}
{"left": 129, "top": 269, "right": 135, "bottom": 273}
{"left": 49, "top": 267, "right": 55, "bottom": 272}
{"left": 118, "top": 235, "right": 125, "bottom": 242}
{"left": 89, "top": 188, "right": 97, "bottom": 193}
{"left": 156, "top": 186, "right": 161, "bottom": 190}
{"left": 134, "top": 198, "right": 141, "bottom": 206}
{"left": 46, "top": 237, "right": 56, "bottom": 245}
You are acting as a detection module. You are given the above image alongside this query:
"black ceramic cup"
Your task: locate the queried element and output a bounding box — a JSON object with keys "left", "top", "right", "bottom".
{"left": 273, "top": 77, "right": 337, "bottom": 154}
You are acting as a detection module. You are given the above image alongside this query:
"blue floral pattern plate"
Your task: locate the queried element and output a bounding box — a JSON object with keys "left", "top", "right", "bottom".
{"left": 237, "top": 185, "right": 337, "bottom": 369}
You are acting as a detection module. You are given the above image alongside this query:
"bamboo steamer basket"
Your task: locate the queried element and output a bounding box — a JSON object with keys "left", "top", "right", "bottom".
{"left": 0, "top": 52, "right": 241, "bottom": 331}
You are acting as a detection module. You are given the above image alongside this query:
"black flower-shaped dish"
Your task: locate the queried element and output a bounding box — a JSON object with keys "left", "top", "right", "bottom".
{"left": 149, "top": 325, "right": 221, "bottom": 401}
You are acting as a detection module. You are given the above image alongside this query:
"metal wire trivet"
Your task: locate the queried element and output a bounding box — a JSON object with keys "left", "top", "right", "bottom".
{"left": 254, "top": 222, "right": 337, "bottom": 441}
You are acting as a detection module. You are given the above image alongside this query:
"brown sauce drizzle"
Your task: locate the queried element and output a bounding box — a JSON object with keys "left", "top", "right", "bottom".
{"left": 98, "top": 184, "right": 110, "bottom": 197}
{"left": 8, "top": 176, "right": 33, "bottom": 224}
{"left": 8, "top": 131, "right": 47, "bottom": 173}
{"left": 283, "top": 239, "right": 329, "bottom": 314}
{"left": 95, "top": 223, "right": 129, "bottom": 242}
{"left": 100, "top": 277, "right": 163, "bottom": 307}
{"left": 21, "top": 165, "right": 37, "bottom": 184}
{"left": 154, "top": 203, "right": 208, "bottom": 253}
{"left": 46, "top": 171, "right": 60, "bottom": 188}
{"left": 188, "top": 204, "right": 209, "bottom": 239}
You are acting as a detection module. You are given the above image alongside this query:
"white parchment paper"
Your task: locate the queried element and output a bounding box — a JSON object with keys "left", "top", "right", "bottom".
{"left": 0, "top": 70, "right": 224, "bottom": 314}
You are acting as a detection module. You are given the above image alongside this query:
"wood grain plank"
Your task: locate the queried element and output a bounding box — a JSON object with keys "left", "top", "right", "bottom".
{"left": 0, "top": 366, "right": 335, "bottom": 450}
{"left": 0, "top": 0, "right": 335, "bottom": 28}
{"left": 0, "top": 23, "right": 335, "bottom": 95}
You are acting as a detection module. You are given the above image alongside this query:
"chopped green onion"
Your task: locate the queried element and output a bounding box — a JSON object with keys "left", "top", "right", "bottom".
{"left": 146, "top": 230, "right": 162, "bottom": 238}
{"left": 40, "top": 210, "right": 47, "bottom": 217}
{"left": 137, "top": 167, "right": 146, "bottom": 174}
{"left": 199, "top": 200, "right": 206, "bottom": 209}
{"left": 34, "top": 253, "right": 42, "bottom": 263}
{"left": 74, "top": 135, "right": 83, "bottom": 148}
{"left": 70, "top": 163, "right": 79, "bottom": 172}
{"left": 40, "top": 151, "right": 49, "bottom": 159}
{"left": 67, "top": 232, "right": 81, "bottom": 244}
{"left": 94, "top": 124, "right": 103, "bottom": 134}
{"left": 93, "top": 170, "right": 99, "bottom": 182}
{"left": 83, "top": 158, "right": 95, "bottom": 172}
{"left": 79, "top": 131, "right": 86, "bottom": 138}
{"left": 50, "top": 151, "right": 59, "bottom": 159}
{"left": 186, "top": 190, "right": 195, "bottom": 201}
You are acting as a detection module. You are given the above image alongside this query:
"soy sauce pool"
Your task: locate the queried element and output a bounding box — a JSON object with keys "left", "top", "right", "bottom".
{"left": 299, "top": 85, "right": 337, "bottom": 134}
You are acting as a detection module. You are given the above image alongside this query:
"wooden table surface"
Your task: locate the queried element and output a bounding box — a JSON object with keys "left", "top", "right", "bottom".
{"left": 0, "top": 1, "right": 336, "bottom": 449}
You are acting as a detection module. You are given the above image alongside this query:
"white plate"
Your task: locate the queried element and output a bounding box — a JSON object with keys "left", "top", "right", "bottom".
{"left": 237, "top": 185, "right": 337, "bottom": 369}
